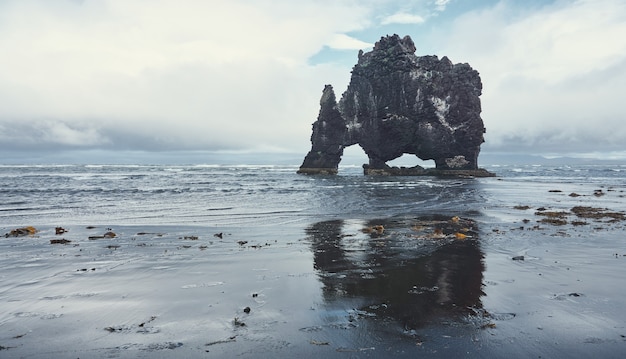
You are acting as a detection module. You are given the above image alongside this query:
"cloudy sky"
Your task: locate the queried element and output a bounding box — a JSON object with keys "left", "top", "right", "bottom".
{"left": 1, "top": 0, "right": 625, "bottom": 163}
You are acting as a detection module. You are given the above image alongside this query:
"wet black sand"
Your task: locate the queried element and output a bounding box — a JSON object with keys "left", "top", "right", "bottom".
{"left": 2, "top": 182, "right": 626, "bottom": 358}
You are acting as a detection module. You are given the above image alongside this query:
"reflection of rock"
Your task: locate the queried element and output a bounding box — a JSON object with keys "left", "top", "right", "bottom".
{"left": 306, "top": 220, "right": 354, "bottom": 274}
{"left": 305, "top": 216, "right": 484, "bottom": 329}
{"left": 299, "top": 34, "right": 493, "bottom": 177}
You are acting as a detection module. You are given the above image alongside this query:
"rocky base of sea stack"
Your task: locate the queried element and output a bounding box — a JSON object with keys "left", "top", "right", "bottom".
{"left": 296, "top": 168, "right": 339, "bottom": 175}
{"left": 363, "top": 165, "right": 495, "bottom": 177}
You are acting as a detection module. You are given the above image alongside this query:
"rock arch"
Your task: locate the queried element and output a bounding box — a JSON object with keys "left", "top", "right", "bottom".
{"left": 297, "top": 35, "right": 493, "bottom": 177}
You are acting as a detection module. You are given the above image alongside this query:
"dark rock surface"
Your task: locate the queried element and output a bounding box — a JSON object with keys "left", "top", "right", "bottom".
{"left": 298, "top": 34, "right": 492, "bottom": 177}
{"left": 297, "top": 85, "right": 345, "bottom": 175}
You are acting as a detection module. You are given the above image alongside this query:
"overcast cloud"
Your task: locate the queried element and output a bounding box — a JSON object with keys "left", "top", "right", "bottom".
{"left": 0, "top": 0, "right": 625, "bottom": 163}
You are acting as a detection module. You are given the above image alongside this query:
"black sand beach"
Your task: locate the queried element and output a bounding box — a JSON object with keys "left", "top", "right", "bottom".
{"left": 1, "top": 166, "right": 626, "bottom": 358}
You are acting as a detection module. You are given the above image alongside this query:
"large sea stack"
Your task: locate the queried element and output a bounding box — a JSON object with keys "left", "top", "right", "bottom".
{"left": 298, "top": 34, "right": 493, "bottom": 177}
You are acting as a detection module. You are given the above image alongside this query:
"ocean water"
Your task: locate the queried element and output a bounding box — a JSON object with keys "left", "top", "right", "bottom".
{"left": 2, "top": 163, "right": 624, "bottom": 228}
{"left": 2, "top": 163, "right": 626, "bottom": 358}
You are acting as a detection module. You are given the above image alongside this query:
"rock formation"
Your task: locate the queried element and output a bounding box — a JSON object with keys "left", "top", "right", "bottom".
{"left": 298, "top": 34, "right": 493, "bottom": 177}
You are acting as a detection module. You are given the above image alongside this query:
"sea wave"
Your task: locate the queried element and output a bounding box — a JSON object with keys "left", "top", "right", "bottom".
{"left": 0, "top": 164, "right": 624, "bottom": 227}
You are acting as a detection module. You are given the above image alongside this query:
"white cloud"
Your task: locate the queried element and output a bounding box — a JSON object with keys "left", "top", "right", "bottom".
{"left": 0, "top": 0, "right": 371, "bottom": 153}
{"left": 434, "top": 0, "right": 451, "bottom": 12}
{"left": 381, "top": 12, "right": 426, "bottom": 25}
{"left": 327, "top": 34, "right": 373, "bottom": 50}
{"left": 431, "top": 0, "right": 626, "bottom": 155}
{"left": 43, "top": 121, "right": 109, "bottom": 147}
{"left": 1, "top": 0, "right": 625, "bottom": 160}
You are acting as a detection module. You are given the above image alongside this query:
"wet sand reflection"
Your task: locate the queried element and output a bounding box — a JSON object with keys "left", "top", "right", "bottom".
{"left": 306, "top": 216, "right": 485, "bottom": 329}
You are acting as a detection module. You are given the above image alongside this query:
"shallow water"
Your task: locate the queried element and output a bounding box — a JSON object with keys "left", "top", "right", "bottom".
{"left": 0, "top": 164, "right": 495, "bottom": 226}
{"left": 1, "top": 164, "right": 626, "bottom": 358}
